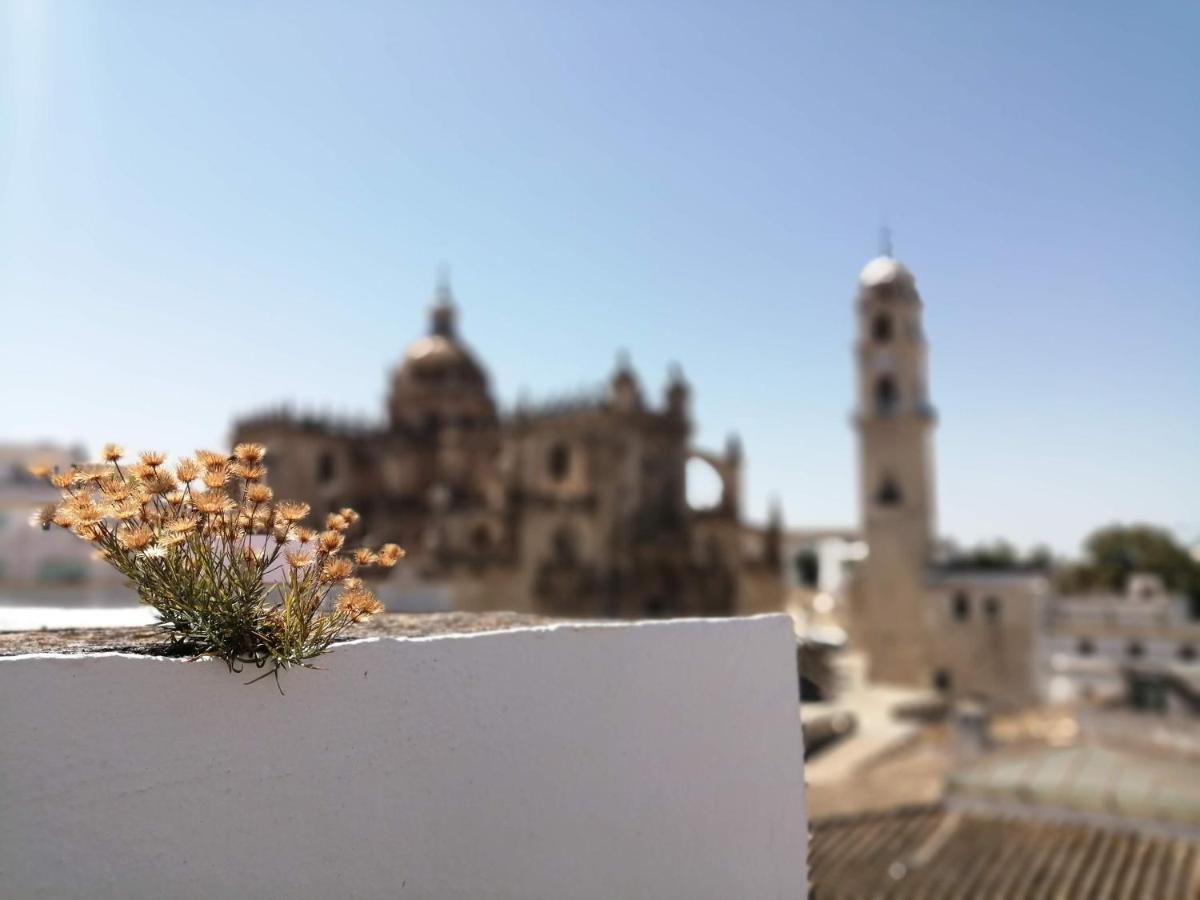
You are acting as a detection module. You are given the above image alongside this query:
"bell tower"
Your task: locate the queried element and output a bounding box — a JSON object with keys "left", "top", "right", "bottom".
{"left": 852, "top": 253, "right": 937, "bottom": 685}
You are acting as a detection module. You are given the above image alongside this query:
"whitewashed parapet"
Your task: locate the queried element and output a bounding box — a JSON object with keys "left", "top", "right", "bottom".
{"left": 1, "top": 615, "right": 807, "bottom": 900}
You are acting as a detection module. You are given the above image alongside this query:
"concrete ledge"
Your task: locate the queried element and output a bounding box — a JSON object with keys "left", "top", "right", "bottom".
{"left": 0, "top": 614, "right": 807, "bottom": 899}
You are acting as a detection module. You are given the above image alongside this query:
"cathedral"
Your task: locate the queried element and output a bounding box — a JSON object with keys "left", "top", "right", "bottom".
{"left": 232, "top": 280, "right": 784, "bottom": 618}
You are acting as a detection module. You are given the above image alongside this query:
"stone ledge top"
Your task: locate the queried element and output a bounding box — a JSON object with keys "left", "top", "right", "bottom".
{"left": 0, "top": 611, "right": 556, "bottom": 657}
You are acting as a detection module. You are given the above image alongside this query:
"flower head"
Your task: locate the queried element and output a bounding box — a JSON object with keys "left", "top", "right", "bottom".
{"left": 138, "top": 450, "right": 167, "bottom": 468}
{"left": 28, "top": 504, "right": 57, "bottom": 530}
{"left": 336, "top": 588, "right": 383, "bottom": 623}
{"left": 378, "top": 543, "right": 406, "bottom": 567}
{"left": 233, "top": 443, "right": 267, "bottom": 464}
{"left": 276, "top": 501, "right": 310, "bottom": 523}
{"left": 318, "top": 530, "right": 344, "bottom": 554}
{"left": 102, "top": 443, "right": 126, "bottom": 462}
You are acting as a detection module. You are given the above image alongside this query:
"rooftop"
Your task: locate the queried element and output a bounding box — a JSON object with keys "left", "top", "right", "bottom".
{"left": 810, "top": 803, "right": 1200, "bottom": 899}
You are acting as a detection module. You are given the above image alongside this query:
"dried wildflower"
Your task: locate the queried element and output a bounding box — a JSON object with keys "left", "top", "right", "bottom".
{"left": 319, "top": 558, "right": 354, "bottom": 583}
{"left": 336, "top": 588, "right": 383, "bottom": 623}
{"left": 66, "top": 499, "right": 106, "bottom": 527}
{"left": 286, "top": 550, "right": 314, "bottom": 569}
{"left": 28, "top": 504, "right": 56, "bottom": 531}
{"left": 31, "top": 442, "right": 405, "bottom": 687}
{"left": 276, "top": 501, "right": 310, "bottom": 523}
{"left": 318, "top": 530, "right": 344, "bottom": 553}
{"left": 110, "top": 498, "right": 143, "bottom": 520}
{"left": 272, "top": 521, "right": 298, "bottom": 543}
{"left": 118, "top": 524, "right": 154, "bottom": 551}
{"left": 102, "top": 443, "right": 126, "bottom": 462}
{"left": 193, "top": 491, "right": 235, "bottom": 515}
{"left": 175, "top": 458, "right": 201, "bottom": 482}
{"left": 232, "top": 462, "right": 267, "bottom": 481}
{"left": 139, "top": 450, "right": 168, "bottom": 467}
{"left": 233, "top": 443, "right": 267, "bottom": 464}
{"left": 202, "top": 468, "right": 229, "bottom": 490}
{"left": 196, "top": 449, "right": 229, "bottom": 469}
{"left": 143, "top": 474, "right": 177, "bottom": 496}
{"left": 246, "top": 483, "right": 273, "bottom": 504}
{"left": 27, "top": 463, "right": 52, "bottom": 479}
{"left": 165, "top": 515, "right": 198, "bottom": 534}
{"left": 50, "top": 471, "right": 76, "bottom": 489}
{"left": 378, "top": 543, "right": 406, "bottom": 567}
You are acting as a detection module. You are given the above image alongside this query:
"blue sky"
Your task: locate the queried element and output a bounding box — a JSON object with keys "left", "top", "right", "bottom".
{"left": 2, "top": 1, "right": 1197, "bottom": 554}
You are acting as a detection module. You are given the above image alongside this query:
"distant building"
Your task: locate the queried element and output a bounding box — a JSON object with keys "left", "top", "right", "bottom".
{"left": 0, "top": 443, "right": 127, "bottom": 599}
{"left": 233, "top": 279, "right": 783, "bottom": 618}
{"left": 1044, "top": 573, "right": 1200, "bottom": 704}
{"left": 846, "top": 256, "right": 1046, "bottom": 706}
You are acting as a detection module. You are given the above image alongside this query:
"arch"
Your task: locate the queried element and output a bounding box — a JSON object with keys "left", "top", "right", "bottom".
{"left": 951, "top": 591, "right": 970, "bottom": 622}
{"left": 876, "top": 475, "right": 903, "bottom": 507}
{"left": 983, "top": 595, "right": 1001, "bottom": 623}
{"left": 874, "top": 375, "right": 899, "bottom": 414}
{"left": 871, "top": 312, "right": 894, "bottom": 343}
{"left": 546, "top": 442, "right": 571, "bottom": 482}
{"left": 550, "top": 526, "right": 577, "bottom": 565}
{"left": 316, "top": 451, "right": 336, "bottom": 484}
{"left": 685, "top": 450, "right": 734, "bottom": 512}
{"left": 470, "top": 524, "right": 491, "bottom": 553}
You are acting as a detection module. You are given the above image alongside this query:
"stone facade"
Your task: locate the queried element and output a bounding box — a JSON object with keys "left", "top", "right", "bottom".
{"left": 233, "top": 280, "right": 783, "bottom": 618}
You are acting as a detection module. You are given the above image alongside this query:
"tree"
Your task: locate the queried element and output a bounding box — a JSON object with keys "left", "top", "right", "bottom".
{"left": 1057, "top": 524, "right": 1200, "bottom": 617}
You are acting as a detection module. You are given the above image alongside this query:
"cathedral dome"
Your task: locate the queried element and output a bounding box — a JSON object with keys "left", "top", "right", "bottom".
{"left": 398, "top": 334, "right": 486, "bottom": 384}
{"left": 393, "top": 279, "right": 488, "bottom": 388}
{"left": 858, "top": 256, "right": 915, "bottom": 291}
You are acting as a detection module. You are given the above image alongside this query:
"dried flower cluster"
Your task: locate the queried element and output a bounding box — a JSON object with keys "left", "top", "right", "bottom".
{"left": 30, "top": 443, "right": 404, "bottom": 683}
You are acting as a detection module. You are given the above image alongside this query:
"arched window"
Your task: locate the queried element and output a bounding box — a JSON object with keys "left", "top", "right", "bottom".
{"left": 1077, "top": 638, "right": 1095, "bottom": 657}
{"left": 871, "top": 313, "right": 893, "bottom": 343}
{"left": 1127, "top": 641, "right": 1145, "bottom": 659}
{"left": 1179, "top": 644, "right": 1197, "bottom": 663}
{"left": 316, "top": 452, "right": 335, "bottom": 484}
{"left": 984, "top": 596, "right": 1001, "bottom": 624}
{"left": 874, "top": 376, "right": 898, "bottom": 414}
{"left": 876, "top": 476, "right": 902, "bottom": 507}
{"left": 933, "top": 669, "right": 952, "bottom": 692}
{"left": 471, "top": 525, "right": 491, "bottom": 554}
{"left": 951, "top": 591, "right": 970, "bottom": 622}
{"left": 547, "top": 442, "right": 571, "bottom": 482}
{"left": 551, "top": 527, "right": 577, "bottom": 565}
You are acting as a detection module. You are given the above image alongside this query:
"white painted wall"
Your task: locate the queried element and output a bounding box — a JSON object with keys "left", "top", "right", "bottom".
{"left": 0, "top": 615, "right": 807, "bottom": 900}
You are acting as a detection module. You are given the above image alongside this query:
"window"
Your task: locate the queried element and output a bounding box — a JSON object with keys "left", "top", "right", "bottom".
{"left": 951, "top": 591, "right": 970, "bottom": 622}
{"left": 1077, "top": 638, "right": 1095, "bottom": 657}
{"left": 795, "top": 550, "right": 819, "bottom": 589}
{"left": 547, "top": 442, "right": 571, "bottom": 482}
{"left": 871, "top": 313, "right": 893, "bottom": 343}
{"left": 316, "top": 452, "right": 335, "bottom": 484}
{"left": 551, "top": 527, "right": 577, "bottom": 565}
{"left": 1127, "top": 641, "right": 1145, "bottom": 659}
{"left": 876, "top": 476, "right": 902, "bottom": 507}
{"left": 983, "top": 596, "right": 1001, "bottom": 624}
{"left": 1179, "top": 644, "right": 1197, "bottom": 663}
{"left": 874, "top": 375, "right": 898, "bottom": 414}
{"left": 471, "top": 525, "right": 491, "bottom": 553}
{"left": 933, "top": 669, "right": 952, "bottom": 692}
